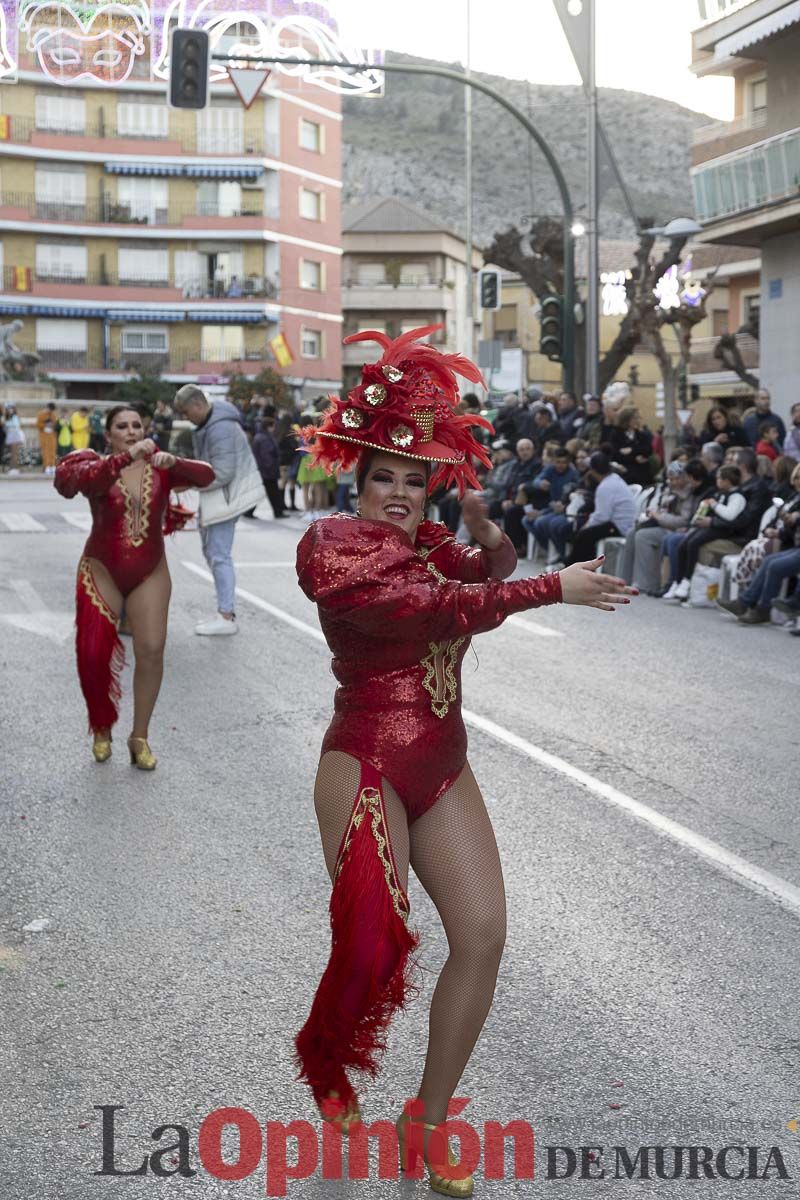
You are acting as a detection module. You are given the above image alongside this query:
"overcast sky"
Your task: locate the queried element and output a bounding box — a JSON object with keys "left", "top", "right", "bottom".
{"left": 335, "top": 0, "right": 734, "bottom": 120}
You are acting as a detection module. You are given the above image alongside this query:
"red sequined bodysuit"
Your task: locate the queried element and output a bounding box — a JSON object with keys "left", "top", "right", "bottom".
{"left": 55, "top": 449, "right": 215, "bottom": 594}
{"left": 296, "top": 513, "right": 563, "bottom": 824}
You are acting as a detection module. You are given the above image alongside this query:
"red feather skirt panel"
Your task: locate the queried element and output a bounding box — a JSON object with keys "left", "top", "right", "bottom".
{"left": 294, "top": 761, "right": 420, "bottom": 1115}
{"left": 75, "top": 556, "right": 124, "bottom": 734}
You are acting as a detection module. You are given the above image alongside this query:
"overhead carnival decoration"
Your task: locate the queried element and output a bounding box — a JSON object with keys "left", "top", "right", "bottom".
{"left": 1, "top": 0, "right": 384, "bottom": 93}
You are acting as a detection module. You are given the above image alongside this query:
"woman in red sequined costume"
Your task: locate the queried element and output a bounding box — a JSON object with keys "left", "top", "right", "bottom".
{"left": 293, "top": 327, "right": 635, "bottom": 1195}
{"left": 55, "top": 405, "right": 215, "bottom": 768}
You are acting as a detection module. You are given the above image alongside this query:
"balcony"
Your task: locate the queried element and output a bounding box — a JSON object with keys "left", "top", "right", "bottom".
{"left": 695, "top": 0, "right": 758, "bottom": 25}
{"left": 0, "top": 115, "right": 279, "bottom": 158}
{"left": 689, "top": 332, "right": 759, "bottom": 375}
{"left": 0, "top": 192, "right": 279, "bottom": 230}
{"left": 691, "top": 124, "right": 800, "bottom": 226}
{"left": 32, "top": 348, "right": 282, "bottom": 376}
{"left": 1, "top": 266, "right": 279, "bottom": 302}
{"left": 342, "top": 279, "right": 453, "bottom": 312}
{"left": 691, "top": 109, "right": 769, "bottom": 164}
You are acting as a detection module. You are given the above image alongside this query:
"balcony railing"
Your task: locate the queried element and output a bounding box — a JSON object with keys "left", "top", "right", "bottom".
{"left": 33, "top": 347, "right": 279, "bottom": 373}
{"left": 343, "top": 276, "right": 446, "bottom": 288}
{"left": 692, "top": 125, "right": 800, "bottom": 222}
{"left": 695, "top": 0, "right": 758, "bottom": 25}
{"left": 1, "top": 265, "right": 279, "bottom": 299}
{"left": 0, "top": 114, "right": 279, "bottom": 158}
{"left": 0, "top": 192, "right": 279, "bottom": 227}
{"left": 692, "top": 108, "right": 767, "bottom": 146}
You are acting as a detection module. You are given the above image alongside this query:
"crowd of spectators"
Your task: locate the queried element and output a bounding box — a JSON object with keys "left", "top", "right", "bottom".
{"left": 433, "top": 385, "right": 800, "bottom": 636}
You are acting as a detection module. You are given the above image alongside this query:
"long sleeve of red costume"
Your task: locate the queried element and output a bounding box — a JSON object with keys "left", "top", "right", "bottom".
{"left": 297, "top": 518, "right": 561, "bottom": 642}
{"left": 54, "top": 450, "right": 133, "bottom": 498}
{"left": 426, "top": 531, "right": 518, "bottom": 582}
{"left": 169, "top": 458, "right": 215, "bottom": 488}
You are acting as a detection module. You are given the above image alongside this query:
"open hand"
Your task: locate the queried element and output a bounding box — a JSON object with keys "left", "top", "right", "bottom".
{"left": 559, "top": 557, "right": 637, "bottom": 611}
{"left": 462, "top": 489, "right": 502, "bottom": 550}
{"left": 152, "top": 451, "right": 176, "bottom": 469}
{"left": 129, "top": 438, "right": 158, "bottom": 461}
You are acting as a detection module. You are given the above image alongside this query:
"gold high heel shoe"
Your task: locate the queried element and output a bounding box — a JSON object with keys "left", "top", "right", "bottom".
{"left": 396, "top": 1112, "right": 474, "bottom": 1197}
{"left": 92, "top": 732, "right": 112, "bottom": 763}
{"left": 318, "top": 1090, "right": 361, "bottom": 1135}
{"left": 127, "top": 736, "right": 157, "bottom": 770}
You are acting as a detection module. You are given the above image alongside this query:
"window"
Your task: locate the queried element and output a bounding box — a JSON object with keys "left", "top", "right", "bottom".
{"left": 35, "top": 165, "right": 86, "bottom": 217}
{"left": 197, "top": 180, "right": 242, "bottom": 218}
{"left": 712, "top": 309, "right": 728, "bottom": 337}
{"left": 357, "top": 318, "right": 386, "bottom": 333}
{"left": 121, "top": 326, "right": 168, "bottom": 353}
{"left": 299, "top": 187, "right": 323, "bottom": 221}
{"left": 36, "top": 317, "right": 87, "bottom": 366}
{"left": 399, "top": 262, "right": 433, "bottom": 286}
{"left": 36, "top": 240, "right": 87, "bottom": 281}
{"left": 743, "top": 292, "right": 760, "bottom": 328}
{"left": 400, "top": 321, "right": 434, "bottom": 342}
{"left": 301, "top": 328, "right": 322, "bottom": 358}
{"left": 197, "top": 101, "right": 243, "bottom": 154}
{"left": 35, "top": 92, "right": 84, "bottom": 133}
{"left": 299, "top": 118, "right": 322, "bottom": 152}
{"left": 201, "top": 324, "right": 245, "bottom": 361}
{"left": 355, "top": 262, "right": 386, "bottom": 285}
{"left": 118, "top": 245, "right": 169, "bottom": 284}
{"left": 300, "top": 259, "right": 322, "bottom": 290}
{"left": 117, "top": 94, "right": 168, "bottom": 138}
{"left": 116, "top": 177, "right": 168, "bottom": 225}
{"left": 746, "top": 76, "right": 767, "bottom": 125}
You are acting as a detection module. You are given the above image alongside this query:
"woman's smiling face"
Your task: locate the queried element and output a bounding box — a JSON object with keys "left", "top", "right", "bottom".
{"left": 357, "top": 452, "right": 428, "bottom": 539}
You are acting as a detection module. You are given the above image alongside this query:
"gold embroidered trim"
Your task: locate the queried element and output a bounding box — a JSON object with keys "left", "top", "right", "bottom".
{"left": 419, "top": 636, "right": 465, "bottom": 719}
{"left": 117, "top": 460, "right": 153, "bottom": 548}
{"left": 334, "top": 786, "right": 409, "bottom": 921}
{"left": 78, "top": 557, "right": 118, "bottom": 628}
{"left": 424, "top": 560, "right": 447, "bottom": 584}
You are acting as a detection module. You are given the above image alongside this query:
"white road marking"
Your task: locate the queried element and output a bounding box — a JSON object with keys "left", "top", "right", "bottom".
{"left": 181, "top": 561, "right": 800, "bottom": 920}
{"left": 2, "top": 578, "right": 73, "bottom": 643}
{"left": 0, "top": 513, "right": 46, "bottom": 532}
{"left": 62, "top": 512, "right": 92, "bottom": 531}
{"left": 506, "top": 614, "right": 566, "bottom": 639}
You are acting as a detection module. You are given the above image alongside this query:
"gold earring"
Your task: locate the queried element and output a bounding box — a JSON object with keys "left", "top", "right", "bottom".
{"left": 355, "top": 506, "right": 362, "bottom": 516}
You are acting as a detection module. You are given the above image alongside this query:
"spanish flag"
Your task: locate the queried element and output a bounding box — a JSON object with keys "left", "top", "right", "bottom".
{"left": 0, "top": 115, "right": 9, "bottom": 141}
{"left": 14, "top": 267, "right": 31, "bottom": 291}
{"left": 269, "top": 332, "right": 294, "bottom": 368}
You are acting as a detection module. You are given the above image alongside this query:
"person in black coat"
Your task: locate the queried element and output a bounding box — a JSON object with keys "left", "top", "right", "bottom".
{"left": 608, "top": 407, "right": 654, "bottom": 487}
{"left": 700, "top": 405, "right": 749, "bottom": 450}
{"left": 252, "top": 415, "right": 287, "bottom": 518}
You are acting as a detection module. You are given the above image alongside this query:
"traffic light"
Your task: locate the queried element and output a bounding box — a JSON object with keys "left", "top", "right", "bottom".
{"left": 169, "top": 27, "right": 209, "bottom": 110}
{"left": 478, "top": 269, "right": 501, "bottom": 311}
{"left": 539, "top": 294, "right": 563, "bottom": 362}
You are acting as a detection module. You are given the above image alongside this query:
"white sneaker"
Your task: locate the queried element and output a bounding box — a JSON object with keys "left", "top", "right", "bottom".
{"left": 674, "top": 578, "right": 691, "bottom": 601}
{"left": 195, "top": 615, "right": 238, "bottom": 636}
{"left": 662, "top": 581, "right": 680, "bottom": 601}
{"left": 8, "top": 468, "right": 20, "bottom": 477}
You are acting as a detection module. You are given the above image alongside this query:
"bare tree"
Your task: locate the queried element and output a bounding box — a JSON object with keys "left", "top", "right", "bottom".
{"left": 713, "top": 308, "right": 759, "bottom": 390}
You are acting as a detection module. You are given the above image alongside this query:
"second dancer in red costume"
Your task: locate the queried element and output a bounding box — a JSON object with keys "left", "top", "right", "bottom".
{"left": 294, "top": 326, "right": 635, "bottom": 1196}
{"left": 55, "top": 405, "right": 215, "bottom": 767}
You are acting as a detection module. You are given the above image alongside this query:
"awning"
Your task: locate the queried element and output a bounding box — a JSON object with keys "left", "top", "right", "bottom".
{"left": 0, "top": 303, "right": 106, "bottom": 318}
{"left": 106, "top": 309, "right": 183, "bottom": 323}
{"left": 104, "top": 162, "right": 263, "bottom": 180}
{"left": 186, "top": 310, "right": 266, "bottom": 324}
{"left": 716, "top": 0, "right": 800, "bottom": 60}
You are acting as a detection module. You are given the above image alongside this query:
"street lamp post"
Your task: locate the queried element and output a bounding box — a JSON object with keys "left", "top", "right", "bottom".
{"left": 210, "top": 52, "right": 578, "bottom": 392}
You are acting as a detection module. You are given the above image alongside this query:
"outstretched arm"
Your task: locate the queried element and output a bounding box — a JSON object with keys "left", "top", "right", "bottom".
{"left": 54, "top": 450, "right": 133, "bottom": 498}
{"left": 168, "top": 457, "right": 216, "bottom": 489}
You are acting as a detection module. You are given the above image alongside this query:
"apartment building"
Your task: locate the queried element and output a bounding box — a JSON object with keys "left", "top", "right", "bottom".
{"left": 341, "top": 197, "right": 482, "bottom": 393}
{"left": 690, "top": 0, "right": 800, "bottom": 415}
{"left": 0, "top": 56, "right": 342, "bottom": 403}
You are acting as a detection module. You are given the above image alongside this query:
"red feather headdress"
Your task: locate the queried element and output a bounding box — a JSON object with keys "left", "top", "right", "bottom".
{"left": 303, "top": 324, "right": 493, "bottom": 495}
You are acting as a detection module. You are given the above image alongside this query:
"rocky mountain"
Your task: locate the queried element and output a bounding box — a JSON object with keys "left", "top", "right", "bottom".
{"left": 342, "top": 52, "right": 708, "bottom": 245}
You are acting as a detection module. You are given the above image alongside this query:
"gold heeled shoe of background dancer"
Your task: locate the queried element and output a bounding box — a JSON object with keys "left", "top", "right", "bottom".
{"left": 92, "top": 732, "right": 112, "bottom": 763}
{"left": 127, "top": 736, "right": 157, "bottom": 770}
{"left": 396, "top": 1113, "right": 474, "bottom": 1197}
{"left": 319, "top": 1090, "right": 362, "bottom": 1135}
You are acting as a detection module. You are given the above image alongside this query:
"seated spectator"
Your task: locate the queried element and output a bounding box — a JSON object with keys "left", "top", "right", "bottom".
{"left": 620, "top": 460, "right": 697, "bottom": 594}
{"left": 578, "top": 394, "right": 608, "bottom": 447}
{"left": 608, "top": 407, "right": 654, "bottom": 487}
{"left": 718, "top": 461, "right": 800, "bottom": 606}
{"left": 734, "top": 446, "right": 773, "bottom": 536}
{"left": 487, "top": 437, "right": 540, "bottom": 554}
{"left": 783, "top": 401, "right": 800, "bottom": 463}
{"left": 227, "top": 276, "right": 243, "bottom": 297}
{"left": 700, "top": 405, "right": 749, "bottom": 449}
{"left": 520, "top": 447, "right": 579, "bottom": 551}
{"left": 771, "top": 455, "right": 797, "bottom": 500}
{"left": 700, "top": 440, "right": 725, "bottom": 477}
{"left": 564, "top": 451, "right": 637, "bottom": 565}
{"left": 660, "top": 460, "right": 714, "bottom": 596}
{"left": 743, "top": 387, "right": 786, "bottom": 447}
{"left": 664, "top": 465, "right": 746, "bottom": 601}
{"left": 756, "top": 420, "right": 783, "bottom": 462}
{"left": 556, "top": 390, "right": 585, "bottom": 441}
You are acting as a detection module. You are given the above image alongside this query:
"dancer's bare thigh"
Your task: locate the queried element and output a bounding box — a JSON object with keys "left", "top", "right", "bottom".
{"left": 83, "top": 556, "right": 123, "bottom": 620}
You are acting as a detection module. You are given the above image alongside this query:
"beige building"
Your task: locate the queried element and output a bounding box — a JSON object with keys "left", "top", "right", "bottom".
{"left": 690, "top": 0, "right": 800, "bottom": 417}
{"left": 341, "top": 197, "right": 482, "bottom": 393}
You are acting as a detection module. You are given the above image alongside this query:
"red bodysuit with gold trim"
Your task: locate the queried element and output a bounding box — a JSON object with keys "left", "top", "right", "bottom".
{"left": 55, "top": 449, "right": 215, "bottom": 594}
{"left": 296, "top": 513, "right": 563, "bottom": 824}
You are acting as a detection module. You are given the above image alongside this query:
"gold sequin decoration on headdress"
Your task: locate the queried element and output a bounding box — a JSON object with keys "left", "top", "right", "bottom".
{"left": 410, "top": 406, "right": 434, "bottom": 442}
{"left": 382, "top": 365, "right": 403, "bottom": 383}
{"left": 342, "top": 408, "right": 364, "bottom": 429}
{"left": 364, "top": 383, "right": 387, "bottom": 406}
{"left": 390, "top": 424, "right": 414, "bottom": 448}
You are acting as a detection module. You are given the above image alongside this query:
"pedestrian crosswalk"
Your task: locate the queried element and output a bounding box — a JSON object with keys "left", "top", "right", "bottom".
{"left": 0, "top": 511, "right": 301, "bottom": 534}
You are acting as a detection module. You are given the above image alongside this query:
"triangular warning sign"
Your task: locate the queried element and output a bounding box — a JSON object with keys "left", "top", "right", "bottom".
{"left": 227, "top": 66, "right": 271, "bottom": 110}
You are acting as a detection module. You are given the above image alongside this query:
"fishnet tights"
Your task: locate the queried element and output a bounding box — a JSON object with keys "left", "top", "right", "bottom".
{"left": 313, "top": 751, "right": 507, "bottom": 1126}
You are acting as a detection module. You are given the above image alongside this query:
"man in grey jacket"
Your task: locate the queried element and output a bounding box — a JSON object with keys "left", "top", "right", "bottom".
{"left": 174, "top": 385, "right": 265, "bottom": 636}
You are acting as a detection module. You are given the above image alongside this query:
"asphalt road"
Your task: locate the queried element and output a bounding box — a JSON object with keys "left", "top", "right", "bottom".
{"left": 1, "top": 478, "right": 798, "bottom": 1199}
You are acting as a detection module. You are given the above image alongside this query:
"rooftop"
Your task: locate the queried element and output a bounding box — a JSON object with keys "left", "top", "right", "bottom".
{"left": 342, "top": 196, "right": 461, "bottom": 239}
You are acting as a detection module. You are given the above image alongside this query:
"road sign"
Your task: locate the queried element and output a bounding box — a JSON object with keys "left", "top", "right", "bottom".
{"left": 227, "top": 66, "right": 272, "bottom": 110}
{"left": 478, "top": 339, "right": 502, "bottom": 371}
